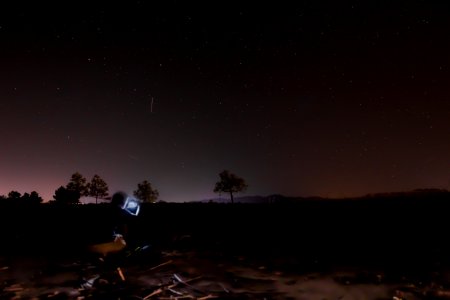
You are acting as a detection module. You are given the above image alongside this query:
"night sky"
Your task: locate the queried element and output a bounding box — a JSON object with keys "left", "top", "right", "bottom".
{"left": 1, "top": 2, "right": 450, "bottom": 202}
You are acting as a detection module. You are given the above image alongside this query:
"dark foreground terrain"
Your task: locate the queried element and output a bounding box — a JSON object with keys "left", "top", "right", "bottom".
{"left": 1, "top": 196, "right": 450, "bottom": 299}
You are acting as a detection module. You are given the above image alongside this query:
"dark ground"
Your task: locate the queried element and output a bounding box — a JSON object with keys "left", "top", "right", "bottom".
{"left": 1, "top": 198, "right": 450, "bottom": 299}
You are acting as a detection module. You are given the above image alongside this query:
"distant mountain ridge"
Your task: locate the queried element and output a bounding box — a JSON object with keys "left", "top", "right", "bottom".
{"left": 196, "top": 194, "right": 325, "bottom": 204}
{"left": 194, "top": 188, "right": 450, "bottom": 204}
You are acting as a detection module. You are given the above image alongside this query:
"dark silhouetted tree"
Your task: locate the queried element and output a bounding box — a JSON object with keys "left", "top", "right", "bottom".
{"left": 20, "top": 191, "right": 44, "bottom": 205}
{"left": 214, "top": 170, "right": 248, "bottom": 204}
{"left": 66, "top": 172, "right": 88, "bottom": 197}
{"left": 7, "top": 191, "right": 21, "bottom": 200}
{"left": 133, "top": 180, "right": 159, "bottom": 203}
{"left": 87, "top": 174, "right": 109, "bottom": 204}
{"left": 28, "top": 191, "right": 43, "bottom": 205}
{"left": 53, "top": 186, "right": 80, "bottom": 205}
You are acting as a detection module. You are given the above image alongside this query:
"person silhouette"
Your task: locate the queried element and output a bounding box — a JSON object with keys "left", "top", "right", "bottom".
{"left": 86, "top": 192, "right": 131, "bottom": 258}
{"left": 110, "top": 191, "right": 131, "bottom": 239}
{"left": 84, "top": 191, "right": 140, "bottom": 285}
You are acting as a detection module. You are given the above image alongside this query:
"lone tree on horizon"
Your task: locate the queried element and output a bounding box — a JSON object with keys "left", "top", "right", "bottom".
{"left": 214, "top": 170, "right": 248, "bottom": 204}
{"left": 134, "top": 180, "right": 159, "bottom": 203}
{"left": 66, "top": 172, "right": 89, "bottom": 199}
{"left": 87, "top": 174, "right": 109, "bottom": 204}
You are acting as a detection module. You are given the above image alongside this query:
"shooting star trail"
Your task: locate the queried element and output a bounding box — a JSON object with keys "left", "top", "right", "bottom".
{"left": 150, "top": 97, "right": 154, "bottom": 113}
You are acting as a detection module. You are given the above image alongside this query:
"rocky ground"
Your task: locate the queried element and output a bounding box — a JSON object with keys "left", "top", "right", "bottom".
{"left": 2, "top": 247, "right": 450, "bottom": 300}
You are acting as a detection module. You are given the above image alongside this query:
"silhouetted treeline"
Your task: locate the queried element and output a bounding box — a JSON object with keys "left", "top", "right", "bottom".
{"left": 0, "top": 190, "right": 43, "bottom": 205}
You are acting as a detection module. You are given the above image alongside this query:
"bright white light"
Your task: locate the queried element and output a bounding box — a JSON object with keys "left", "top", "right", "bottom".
{"left": 122, "top": 197, "right": 140, "bottom": 216}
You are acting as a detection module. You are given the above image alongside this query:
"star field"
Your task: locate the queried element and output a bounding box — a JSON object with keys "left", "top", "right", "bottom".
{"left": 1, "top": 2, "right": 450, "bottom": 201}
